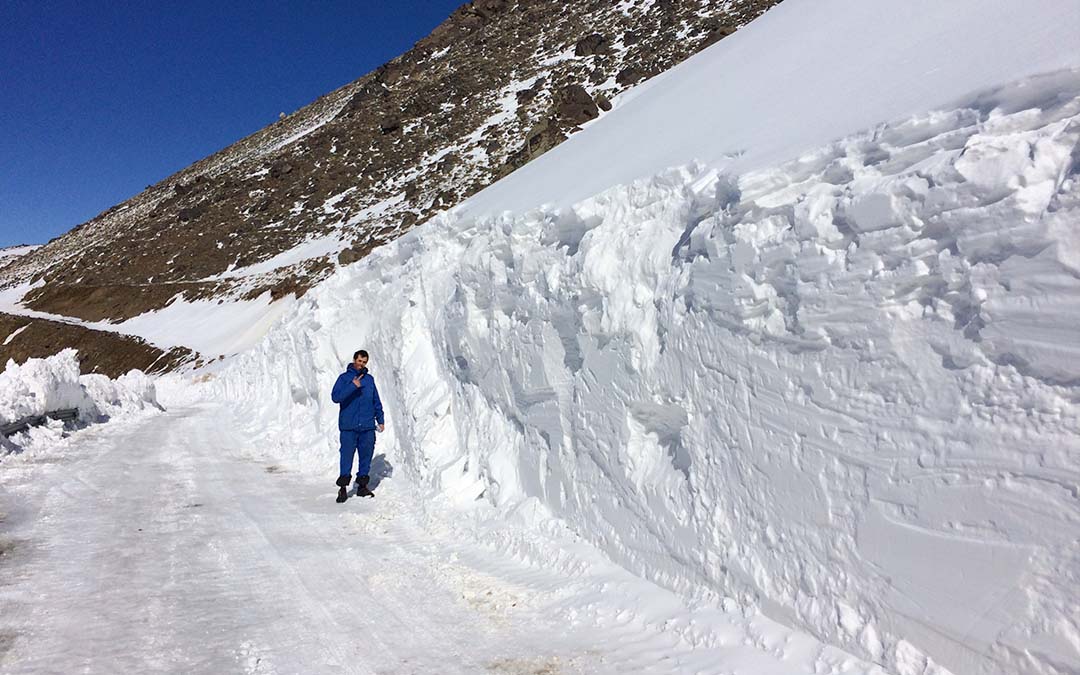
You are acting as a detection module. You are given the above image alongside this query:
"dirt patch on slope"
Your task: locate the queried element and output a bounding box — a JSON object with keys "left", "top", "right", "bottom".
{"left": 21, "top": 282, "right": 221, "bottom": 324}
{"left": 0, "top": 313, "right": 195, "bottom": 376}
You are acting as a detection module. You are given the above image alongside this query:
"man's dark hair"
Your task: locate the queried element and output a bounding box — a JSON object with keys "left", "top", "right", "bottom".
{"left": 354, "top": 349, "right": 369, "bottom": 360}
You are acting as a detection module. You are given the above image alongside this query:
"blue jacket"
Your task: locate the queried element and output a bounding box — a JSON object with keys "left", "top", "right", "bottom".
{"left": 331, "top": 364, "right": 385, "bottom": 431}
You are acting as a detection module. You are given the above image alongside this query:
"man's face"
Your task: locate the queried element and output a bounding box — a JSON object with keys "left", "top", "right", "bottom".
{"left": 353, "top": 354, "right": 369, "bottom": 370}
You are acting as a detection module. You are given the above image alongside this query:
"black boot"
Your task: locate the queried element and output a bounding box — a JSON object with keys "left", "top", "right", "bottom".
{"left": 336, "top": 475, "right": 351, "bottom": 503}
{"left": 355, "top": 474, "right": 373, "bottom": 498}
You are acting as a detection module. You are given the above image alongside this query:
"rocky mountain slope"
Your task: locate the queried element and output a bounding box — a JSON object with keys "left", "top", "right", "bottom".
{"left": 1, "top": 0, "right": 778, "bottom": 340}
{"left": 0, "top": 313, "right": 190, "bottom": 378}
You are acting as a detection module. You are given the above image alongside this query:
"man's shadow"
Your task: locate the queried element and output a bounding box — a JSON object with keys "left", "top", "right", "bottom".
{"left": 369, "top": 453, "right": 393, "bottom": 489}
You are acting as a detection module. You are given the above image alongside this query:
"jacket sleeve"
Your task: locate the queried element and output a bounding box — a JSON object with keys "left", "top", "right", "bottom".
{"left": 372, "top": 378, "right": 385, "bottom": 425}
{"left": 331, "top": 372, "right": 355, "bottom": 403}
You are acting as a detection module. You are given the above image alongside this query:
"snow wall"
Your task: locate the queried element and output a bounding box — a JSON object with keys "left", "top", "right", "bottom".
{"left": 213, "top": 72, "right": 1080, "bottom": 675}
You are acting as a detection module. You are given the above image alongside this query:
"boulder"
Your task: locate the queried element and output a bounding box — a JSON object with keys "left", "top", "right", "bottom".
{"left": 269, "top": 162, "right": 294, "bottom": 179}
{"left": 177, "top": 206, "right": 206, "bottom": 223}
{"left": 554, "top": 84, "right": 599, "bottom": 126}
{"left": 574, "top": 33, "right": 608, "bottom": 56}
{"left": 616, "top": 66, "right": 649, "bottom": 86}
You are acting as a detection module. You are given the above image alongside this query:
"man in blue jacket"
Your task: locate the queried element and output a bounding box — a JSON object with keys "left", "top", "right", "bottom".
{"left": 330, "top": 349, "right": 385, "bottom": 502}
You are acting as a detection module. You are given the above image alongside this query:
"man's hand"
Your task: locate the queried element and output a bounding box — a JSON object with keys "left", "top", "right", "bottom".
{"left": 352, "top": 376, "right": 362, "bottom": 387}
{"left": 377, "top": 424, "right": 385, "bottom": 432}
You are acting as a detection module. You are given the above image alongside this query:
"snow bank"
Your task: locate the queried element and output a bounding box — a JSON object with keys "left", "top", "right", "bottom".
{"left": 0, "top": 350, "right": 92, "bottom": 424}
{"left": 212, "top": 73, "right": 1080, "bottom": 675}
{"left": 0, "top": 350, "right": 160, "bottom": 453}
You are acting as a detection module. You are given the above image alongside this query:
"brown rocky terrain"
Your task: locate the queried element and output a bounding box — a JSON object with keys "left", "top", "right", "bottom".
{"left": 0, "top": 0, "right": 780, "bottom": 349}
{"left": 0, "top": 313, "right": 194, "bottom": 378}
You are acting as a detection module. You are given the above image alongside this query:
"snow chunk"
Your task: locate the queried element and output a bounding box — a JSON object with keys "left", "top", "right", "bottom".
{"left": 1, "top": 350, "right": 160, "bottom": 455}
{"left": 0, "top": 350, "right": 90, "bottom": 424}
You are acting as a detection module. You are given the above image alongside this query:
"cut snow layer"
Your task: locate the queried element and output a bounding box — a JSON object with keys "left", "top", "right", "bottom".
{"left": 457, "top": 0, "right": 1080, "bottom": 218}
{"left": 0, "top": 349, "right": 159, "bottom": 454}
{"left": 0, "top": 350, "right": 94, "bottom": 426}
{"left": 211, "top": 74, "right": 1080, "bottom": 675}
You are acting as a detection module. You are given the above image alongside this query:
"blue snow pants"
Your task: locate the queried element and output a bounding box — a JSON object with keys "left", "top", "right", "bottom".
{"left": 339, "top": 429, "right": 376, "bottom": 479}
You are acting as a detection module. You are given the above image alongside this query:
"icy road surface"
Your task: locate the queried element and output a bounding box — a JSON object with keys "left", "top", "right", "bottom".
{"left": 0, "top": 405, "right": 882, "bottom": 674}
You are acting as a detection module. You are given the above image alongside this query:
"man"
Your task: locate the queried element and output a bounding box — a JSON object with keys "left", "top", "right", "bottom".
{"left": 330, "top": 349, "right": 385, "bottom": 502}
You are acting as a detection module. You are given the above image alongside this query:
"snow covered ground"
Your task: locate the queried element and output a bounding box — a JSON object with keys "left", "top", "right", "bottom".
{"left": 0, "top": 402, "right": 885, "bottom": 674}
{"left": 3, "top": 0, "right": 1080, "bottom": 673}
{"left": 459, "top": 0, "right": 1080, "bottom": 218}
{"left": 0, "top": 246, "right": 39, "bottom": 268}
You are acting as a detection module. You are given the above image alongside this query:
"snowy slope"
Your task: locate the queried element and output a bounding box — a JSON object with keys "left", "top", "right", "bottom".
{"left": 203, "top": 1, "right": 1080, "bottom": 674}
{"left": 459, "top": 0, "right": 1080, "bottom": 217}
{"left": 0, "top": 245, "right": 39, "bottom": 272}
{"left": 0, "top": 280, "right": 296, "bottom": 358}
{"left": 0, "top": 245, "right": 39, "bottom": 261}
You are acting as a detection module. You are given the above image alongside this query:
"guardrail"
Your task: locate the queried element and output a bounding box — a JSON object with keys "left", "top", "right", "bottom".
{"left": 0, "top": 408, "right": 79, "bottom": 437}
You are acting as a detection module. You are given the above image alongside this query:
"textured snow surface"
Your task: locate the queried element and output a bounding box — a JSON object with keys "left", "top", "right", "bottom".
{"left": 459, "top": 0, "right": 1080, "bottom": 218}
{"left": 211, "top": 73, "right": 1080, "bottom": 674}
{"left": 0, "top": 350, "right": 159, "bottom": 453}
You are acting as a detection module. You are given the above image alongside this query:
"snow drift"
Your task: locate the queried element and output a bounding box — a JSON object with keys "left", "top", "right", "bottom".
{"left": 0, "top": 349, "right": 160, "bottom": 453}
{"left": 206, "top": 1, "right": 1080, "bottom": 673}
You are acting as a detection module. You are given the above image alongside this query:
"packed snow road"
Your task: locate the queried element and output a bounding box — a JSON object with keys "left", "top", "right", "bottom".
{"left": 0, "top": 404, "right": 883, "bottom": 674}
{"left": 0, "top": 405, "right": 579, "bottom": 674}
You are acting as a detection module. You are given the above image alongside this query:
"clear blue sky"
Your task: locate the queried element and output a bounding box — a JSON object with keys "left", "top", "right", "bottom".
{"left": 0, "top": 0, "right": 463, "bottom": 249}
